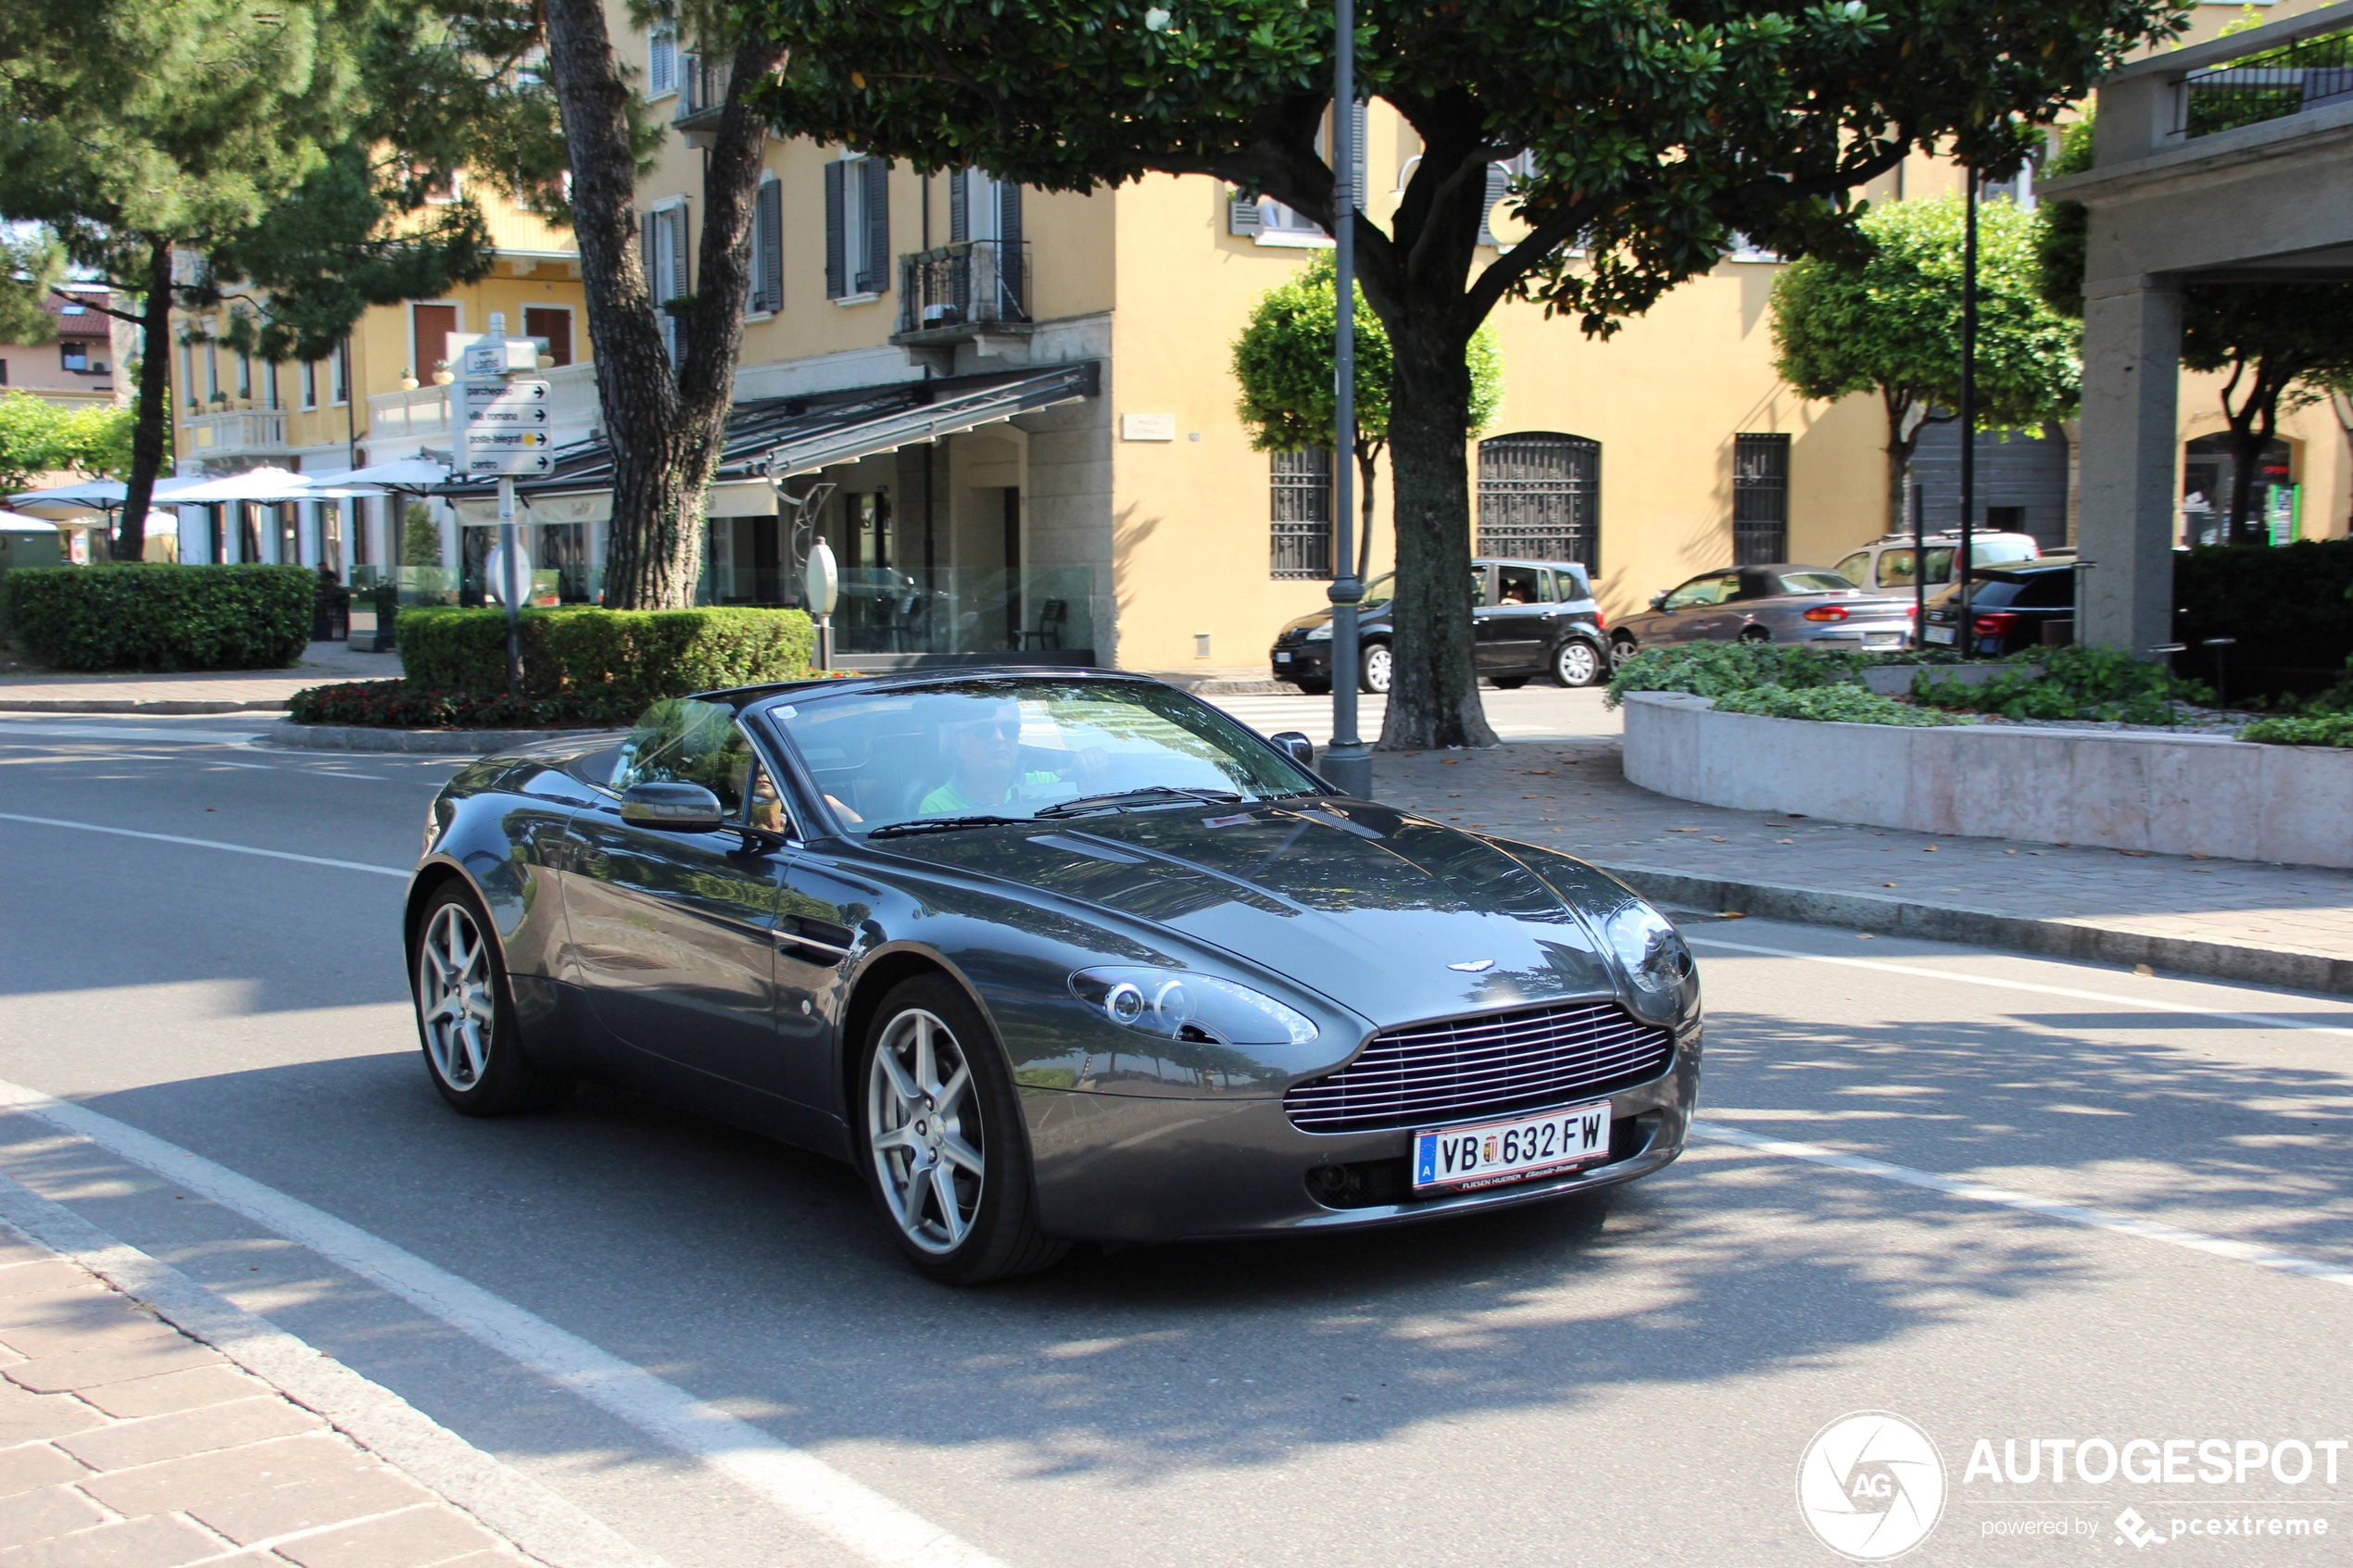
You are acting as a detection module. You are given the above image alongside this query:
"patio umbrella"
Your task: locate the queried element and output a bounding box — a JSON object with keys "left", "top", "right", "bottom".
{"left": 164, "top": 467, "right": 327, "bottom": 505}
{"left": 334, "top": 458, "right": 449, "bottom": 489}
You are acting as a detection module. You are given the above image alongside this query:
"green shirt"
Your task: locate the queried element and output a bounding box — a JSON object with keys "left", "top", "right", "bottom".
{"left": 919, "top": 771, "right": 1063, "bottom": 817}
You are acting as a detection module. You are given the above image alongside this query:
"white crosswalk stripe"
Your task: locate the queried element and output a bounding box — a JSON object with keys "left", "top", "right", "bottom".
{"left": 1202, "top": 689, "right": 1618, "bottom": 746}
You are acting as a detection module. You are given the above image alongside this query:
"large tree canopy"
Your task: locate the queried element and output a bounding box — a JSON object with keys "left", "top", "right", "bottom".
{"left": 1773, "top": 194, "right": 2080, "bottom": 533}
{"left": 739, "top": 0, "right": 2183, "bottom": 746}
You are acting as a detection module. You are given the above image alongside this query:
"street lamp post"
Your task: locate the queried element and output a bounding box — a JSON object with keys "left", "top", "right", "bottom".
{"left": 1957, "top": 169, "right": 1979, "bottom": 655}
{"left": 1322, "top": 0, "right": 1373, "bottom": 800}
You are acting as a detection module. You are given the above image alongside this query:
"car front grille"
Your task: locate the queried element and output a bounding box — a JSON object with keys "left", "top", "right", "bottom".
{"left": 1284, "top": 1000, "right": 1675, "bottom": 1134}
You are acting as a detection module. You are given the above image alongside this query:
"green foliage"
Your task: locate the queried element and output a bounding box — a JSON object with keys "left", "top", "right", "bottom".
{"left": 0, "top": 394, "right": 135, "bottom": 491}
{"left": 1913, "top": 645, "right": 2210, "bottom": 724}
{"left": 1773, "top": 194, "right": 2082, "bottom": 429}
{"left": 388, "top": 606, "right": 817, "bottom": 721}
{"left": 398, "top": 503, "right": 443, "bottom": 567}
{"left": 0, "top": 564, "right": 313, "bottom": 671}
{"left": 1232, "top": 252, "right": 1503, "bottom": 453}
{"left": 2172, "top": 539, "right": 2353, "bottom": 696}
{"left": 0, "top": 231, "right": 63, "bottom": 346}
{"left": 2034, "top": 112, "right": 2095, "bottom": 319}
{"left": 287, "top": 678, "right": 628, "bottom": 730}
{"left": 1714, "top": 684, "right": 1965, "bottom": 726}
{"left": 2238, "top": 711, "right": 2353, "bottom": 747}
{"left": 1604, "top": 641, "right": 1873, "bottom": 707}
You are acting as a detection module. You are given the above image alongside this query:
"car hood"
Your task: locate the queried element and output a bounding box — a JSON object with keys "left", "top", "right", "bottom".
{"left": 868, "top": 801, "right": 1636, "bottom": 1027}
{"left": 1277, "top": 603, "right": 1390, "bottom": 636}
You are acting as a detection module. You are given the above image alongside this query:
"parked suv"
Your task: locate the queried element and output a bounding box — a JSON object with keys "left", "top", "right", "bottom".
{"left": 1269, "top": 558, "right": 1608, "bottom": 694}
{"left": 1920, "top": 561, "right": 2076, "bottom": 656}
{"left": 1832, "top": 531, "right": 2042, "bottom": 595}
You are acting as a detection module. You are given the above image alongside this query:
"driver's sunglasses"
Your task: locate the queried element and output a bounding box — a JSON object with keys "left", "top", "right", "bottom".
{"left": 959, "top": 719, "right": 1023, "bottom": 740}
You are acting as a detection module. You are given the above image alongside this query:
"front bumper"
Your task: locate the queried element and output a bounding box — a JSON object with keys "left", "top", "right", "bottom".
{"left": 1269, "top": 641, "right": 1331, "bottom": 683}
{"left": 1018, "top": 1022, "right": 1701, "bottom": 1242}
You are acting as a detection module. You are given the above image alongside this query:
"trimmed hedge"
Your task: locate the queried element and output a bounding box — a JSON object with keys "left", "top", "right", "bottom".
{"left": 287, "top": 679, "right": 631, "bottom": 730}
{"left": 1, "top": 564, "right": 314, "bottom": 671}
{"left": 2173, "top": 540, "right": 2353, "bottom": 697}
{"left": 1714, "top": 684, "right": 1963, "bottom": 725}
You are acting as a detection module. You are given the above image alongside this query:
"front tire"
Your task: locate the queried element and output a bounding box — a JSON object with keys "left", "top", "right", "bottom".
{"left": 1359, "top": 642, "right": 1393, "bottom": 695}
{"left": 1294, "top": 677, "right": 1332, "bottom": 696}
{"left": 1490, "top": 676, "right": 1529, "bottom": 690}
{"left": 1553, "top": 639, "right": 1604, "bottom": 687}
{"left": 858, "top": 976, "right": 1068, "bottom": 1285}
{"left": 1609, "top": 634, "right": 1639, "bottom": 671}
{"left": 410, "top": 884, "right": 570, "bottom": 1115}
{"left": 1737, "top": 625, "right": 1770, "bottom": 644}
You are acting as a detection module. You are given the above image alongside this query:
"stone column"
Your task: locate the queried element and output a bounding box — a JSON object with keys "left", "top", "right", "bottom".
{"left": 2076, "top": 278, "right": 2182, "bottom": 655}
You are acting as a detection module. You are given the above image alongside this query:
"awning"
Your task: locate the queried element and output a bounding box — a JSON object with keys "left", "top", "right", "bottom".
{"left": 436, "top": 360, "right": 1100, "bottom": 509}
{"left": 337, "top": 458, "right": 450, "bottom": 490}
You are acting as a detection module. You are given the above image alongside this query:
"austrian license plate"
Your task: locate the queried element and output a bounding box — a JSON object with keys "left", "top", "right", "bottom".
{"left": 1274, "top": 651, "right": 1293, "bottom": 663}
{"left": 1412, "top": 1099, "right": 1612, "bottom": 1193}
{"left": 1924, "top": 625, "right": 1957, "bottom": 645}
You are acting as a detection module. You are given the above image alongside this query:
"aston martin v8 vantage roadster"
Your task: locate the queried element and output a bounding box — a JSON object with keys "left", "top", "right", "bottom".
{"left": 406, "top": 670, "right": 1702, "bottom": 1283}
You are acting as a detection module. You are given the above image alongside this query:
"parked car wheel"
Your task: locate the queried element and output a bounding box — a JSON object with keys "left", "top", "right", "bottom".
{"left": 410, "top": 884, "right": 571, "bottom": 1115}
{"left": 1738, "top": 625, "right": 1770, "bottom": 644}
{"left": 1552, "top": 640, "right": 1604, "bottom": 688}
{"left": 858, "top": 975, "right": 1069, "bottom": 1286}
{"left": 1609, "top": 634, "right": 1640, "bottom": 671}
{"left": 1491, "top": 676, "right": 1529, "bottom": 690}
{"left": 1294, "top": 677, "right": 1332, "bottom": 696}
{"left": 1359, "top": 642, "right": 1393, "bottom": 695}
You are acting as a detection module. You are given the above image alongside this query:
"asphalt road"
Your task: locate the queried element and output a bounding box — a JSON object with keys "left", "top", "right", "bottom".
{"left": 1, "top": 711, "right": 2347, "bottom": 1567}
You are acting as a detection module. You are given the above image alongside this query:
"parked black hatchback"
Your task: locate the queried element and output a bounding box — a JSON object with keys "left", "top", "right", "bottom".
{"left": 1270, "top": 559, "right": 1609, "bottom": 694}
{"left": 1921, "top": 562, "right": 2076, "bottom": 657}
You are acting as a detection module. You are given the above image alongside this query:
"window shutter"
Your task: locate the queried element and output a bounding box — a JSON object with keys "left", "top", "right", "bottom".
{"left": 649, "top": 30, "right": 674, "bottom": 96}
{"left": 755, "top": 181, "right": 783, "bottom": 313}
{"left": 949, "top": 168, "right": 969, "bottom": 245}
{"left": 1350, "top": 100, "right": 1368, "bottom": 214}
{"left": 824, "top": 162, "right": 846, "bottom": 298}
{"left": 670, "top": 200, "right": 691, "bottom": 304}
{"left": 1477, "top": 161, "right": 1510, "bottom": 246}
{"left": 641, "top": 210, "right": 658, "bottom": 296}
{"left": 998, "top": 181, "right": 1022, "bottom": 254}
{"left": 1227, "top": 194, "right": 1263, "bottom": 236}
{"left": 860, "top": 158, "right": 889, "bottom": 293}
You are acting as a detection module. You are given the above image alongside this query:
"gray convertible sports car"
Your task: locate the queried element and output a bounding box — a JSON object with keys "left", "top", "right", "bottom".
{"left": 407, "top": 670, "right": 1702, "bottom": 1283}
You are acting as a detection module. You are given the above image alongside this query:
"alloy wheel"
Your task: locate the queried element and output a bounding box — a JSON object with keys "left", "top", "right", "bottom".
{"left": 1555, "top": 641, "right": 1600, "bottom": 686}
{"left": 867, "top": 1008, "right": 985, "bottom": 1255}
{"left": 417, "top": 902, "right": 497, "bottom": 1091}
{"left": 1362, "top": 643, "right": 1393, "bottom": 694}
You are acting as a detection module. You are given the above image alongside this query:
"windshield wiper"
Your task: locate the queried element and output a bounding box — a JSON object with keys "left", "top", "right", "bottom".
{"left": 865, "top": 814, "right": 1031, "bottom": 839}
{"left": 1034, "top": 785, "right": 1245, "bottom": 818}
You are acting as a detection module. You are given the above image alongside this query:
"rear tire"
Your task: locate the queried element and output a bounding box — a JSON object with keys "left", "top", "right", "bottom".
{"left": 856, "top": 976, "right": 1069, "bottom": 1286}
{"left": 1294, "top": 677, "right": 1332, "bottom": 696}
{"left": 1490, "top": 676, "right": 1529, "bottom": 690}
{"left": 1737, "top": 625, "right": 1770, "bottom": 644}
{"left": 1608, "top": 635, "right": 1639, "bottom": 671}
{"left": 1552, "top": 640, "right": 1604, "bottom": 687}
{"left": 409, "top": 884, "right": 571, "bottom": 1116}
{"left": 1358, "top": 642, "right": 1393, "bottom": 695}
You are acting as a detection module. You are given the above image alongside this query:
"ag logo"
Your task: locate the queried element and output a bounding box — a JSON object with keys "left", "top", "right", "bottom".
{"left": 1796, "top": 1411, "right": 1947, "bottom": 1561}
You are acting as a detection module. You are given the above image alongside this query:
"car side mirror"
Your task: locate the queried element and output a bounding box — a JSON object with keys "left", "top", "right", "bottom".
{"left": 1650, "top": 591, "right": 1669, "bottom": 609}
{"left": 1268, "top": 731, "right": 1317, "bottom": 770}
{"left": 621, "top": 781, "right": 724, "bottom": 833}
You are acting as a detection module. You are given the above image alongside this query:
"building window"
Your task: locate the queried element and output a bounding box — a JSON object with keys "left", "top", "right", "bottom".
{"left": 523, "top": 306, "right": 573, "bottom": 366}
{"left": 1270, "top": 449, "right": 1334, "bottom": 579}
{"left": 1477, "top": 152, "right": 1533, "bottom": 247}
{"left": 648, "top": 26, "right": 676, "bottom": 97}
{"left": 204, "top": 335, "right": 220, "bottom": 401}
{"left": 237, "top": 350, "right": 252, "bottom": 400}
{"left": 1732, "top": 433, "right": 1791, "bottom": 564}
{"left": 824, "top": 156, "right": 889, "bottom": 299}
{"left": 60, "top": 343, "right": 91, "bottom": 373}
{"left": 1478, "top": 433, "right": 1601, "bottom": 572}
{"left": 0, "top": 359, "right": 8, "bottom": 385}
{"left": 302, "top": 360, "right": 318, "bottom": 408}
{"left": 332, "top": 338, "right": 350, "bottom": 405}
{"left": 642, "top": 206, "right": 690, "bottom": 363}
{"left": 748, "top": 181, "right": 783, "bottom": 315}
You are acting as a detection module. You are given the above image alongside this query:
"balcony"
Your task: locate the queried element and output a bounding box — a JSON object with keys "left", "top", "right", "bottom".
{"left": 674, "top": 54, "right": 732, "bottom": 144}
{"left": 2175, "top": 17, "right": 2353, "bottom": 141}
{"left": 891, "top": 241, "right": 1033, "bottom": 370}
{"left": 186, "top": 408, "right": 288, "bottom": 457}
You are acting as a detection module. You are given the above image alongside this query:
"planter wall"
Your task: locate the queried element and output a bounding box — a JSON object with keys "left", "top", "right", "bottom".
{"left": 1622, "top": 691, "right": 2353, "bottom": 869}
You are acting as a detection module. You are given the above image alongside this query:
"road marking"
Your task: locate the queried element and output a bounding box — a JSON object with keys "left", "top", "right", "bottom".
{"left": 0, "top": 810, "right": 409, "bottom": 879}
{"left": 0, "top": 1079, "right": 1011, "bottom": 1568}
{"left": 1690, "top": 1121, "right": 2353, "bottom": 1292}
{"left": 0, "top": 721, "right": 263, "bottom": 744}
{"left": 0, "top": 1169, "right": 664, "bottom": 1568}
{"left": 1685, "top": 933, "right": 2353, "bottom": 1041}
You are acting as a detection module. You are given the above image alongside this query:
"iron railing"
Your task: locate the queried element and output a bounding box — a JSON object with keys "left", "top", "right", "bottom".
{"left": 1732, "top": 432, "right": 1791, "bottom": 566}
{"left": 675, "top": 54, "right": 732, "bottom": 124}
{"left": 1477, "top": 432, "right": 1601, "bottom": 574}
{"left": 894, "top": 241, "right": 1032, "bottom": 336}
{"left": 1269, "top": 448, "right": 1334, "bottom": 579}
{"left": 2178, "top": 27, "right": 2353, "bottom": 139}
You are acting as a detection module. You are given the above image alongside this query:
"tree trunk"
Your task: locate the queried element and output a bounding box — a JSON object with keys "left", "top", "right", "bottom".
{"left": 2220, "top": 358, "right": 2292, "bottom": 546}
{"left": 541, "top": 3, "right": 780, "bottom": 609}
{"left": 1379, "top": 316, "right": 1494, "bottom": 749}
{"left": 114, "top": 238, "right": 173, "bottom": 562}
{"left": 1881, "top": 391, "right": 1916, "bottom": 537}
{"left": 1353, "top": 438, "right": 1381, "bottom": 583}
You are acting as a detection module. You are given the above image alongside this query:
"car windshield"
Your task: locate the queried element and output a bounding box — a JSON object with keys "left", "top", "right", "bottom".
{"left": 766, "top": 679, "right": 1320, "bottom": 834}
{"left": 1778, "top": 571, "right": 1854, "bottom": 594}
{"left": 1358, "top": 572, "right": 1394, "bottom": 609}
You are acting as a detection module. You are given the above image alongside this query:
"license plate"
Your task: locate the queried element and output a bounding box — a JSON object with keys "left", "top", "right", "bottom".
{"left": 1274, "top": 651, "right": 1292, "bottom": 663}
{"left": 1924, "top": 625, "right": 1956, "bottom": 645}
{"left": 1412, "top": 1099, "right": 1612, "bottom": 1193}
{"left": 1864, "top": 631, "right": 1902, "bottom": 646}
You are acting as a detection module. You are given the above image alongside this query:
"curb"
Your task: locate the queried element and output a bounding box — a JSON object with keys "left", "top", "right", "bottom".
{"left": 0, "top": 697, "right": 290, "bottom": 715}
{"left": 252, "top": 718, "right": 615, "bottom": 754}
{"left": 1594, "top": 858, "right": 2353, "bottom": 997}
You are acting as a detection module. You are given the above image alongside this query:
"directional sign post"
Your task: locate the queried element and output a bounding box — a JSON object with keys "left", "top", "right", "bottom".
{"left": 457, "top": 313, "right": 553, "bottom": 696}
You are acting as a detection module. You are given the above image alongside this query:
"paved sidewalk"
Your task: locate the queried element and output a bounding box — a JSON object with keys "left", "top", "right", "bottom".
{"left": 0, "top": 646, "right": 401, "bottom": 713}
{"left": 0, "top": 1220, "right": 528, "bottom": 1568}
{"left": 1370, "top": 738, "right": 2353, "bottom": 995}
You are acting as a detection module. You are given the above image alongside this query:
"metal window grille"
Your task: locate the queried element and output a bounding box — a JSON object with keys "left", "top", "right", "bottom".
{"left": 1477, "top": 433, "right": 1599, "bottom": 572}
{"left": 1270, "top": 448, "right": 1334, "bottom": 579}
{"left": 1732, "top": 433, "right": 1791, "bottom": 565}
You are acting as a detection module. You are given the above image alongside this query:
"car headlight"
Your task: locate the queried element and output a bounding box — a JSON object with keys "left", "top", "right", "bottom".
{"left": 1070, "top": 967, "right": 1318, "bottom": 1047}
{"left": 424, "top": 797, "right": 443, "bottom": 853}
{"left": 1601, "top": 903, "right": 1695, "bottom": 1019}
{"left": 1303, "top": 623, "right": 1332, "bottom": 641}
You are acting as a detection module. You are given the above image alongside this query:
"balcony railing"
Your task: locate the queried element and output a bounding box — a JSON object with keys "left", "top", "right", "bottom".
{"left": 186, "top": 408, "right": 287, "bottom": 456}
{"left": 894, "top": 241, "right": 1032, "bottom": 337}
{"left": 2177, "top": 25, "right": 2353, "bottom": 139}
{"left": 676, "top": 53, "right": 731, "bottom": 127}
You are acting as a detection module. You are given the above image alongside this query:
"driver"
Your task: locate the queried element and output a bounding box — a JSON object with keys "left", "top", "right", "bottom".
{"left": 919, "top": 701, "right": 1101, "bottom": 816}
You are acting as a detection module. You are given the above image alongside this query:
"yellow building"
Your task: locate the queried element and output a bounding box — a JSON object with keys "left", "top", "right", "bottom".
{"left": 168, "top": 191, "right": 590, "bottom": 575}
{"left": 491, "top": 0, "right": 2349, "bottom": 672}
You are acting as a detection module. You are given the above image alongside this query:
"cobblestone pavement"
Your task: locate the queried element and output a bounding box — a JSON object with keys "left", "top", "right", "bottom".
{"left": 0, "top": 1220, "right": 526, "bottom": 1568}
{"left": 0, "top": 645, "right": 402, "bottom": 711}
{"left": 1367, "top": 735, "right": 2353, "bottom": 989}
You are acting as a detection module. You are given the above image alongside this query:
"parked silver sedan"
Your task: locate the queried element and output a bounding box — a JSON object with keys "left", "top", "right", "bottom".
{"left": 1608, "top": 563, "right": 1914, "bottom": 666}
